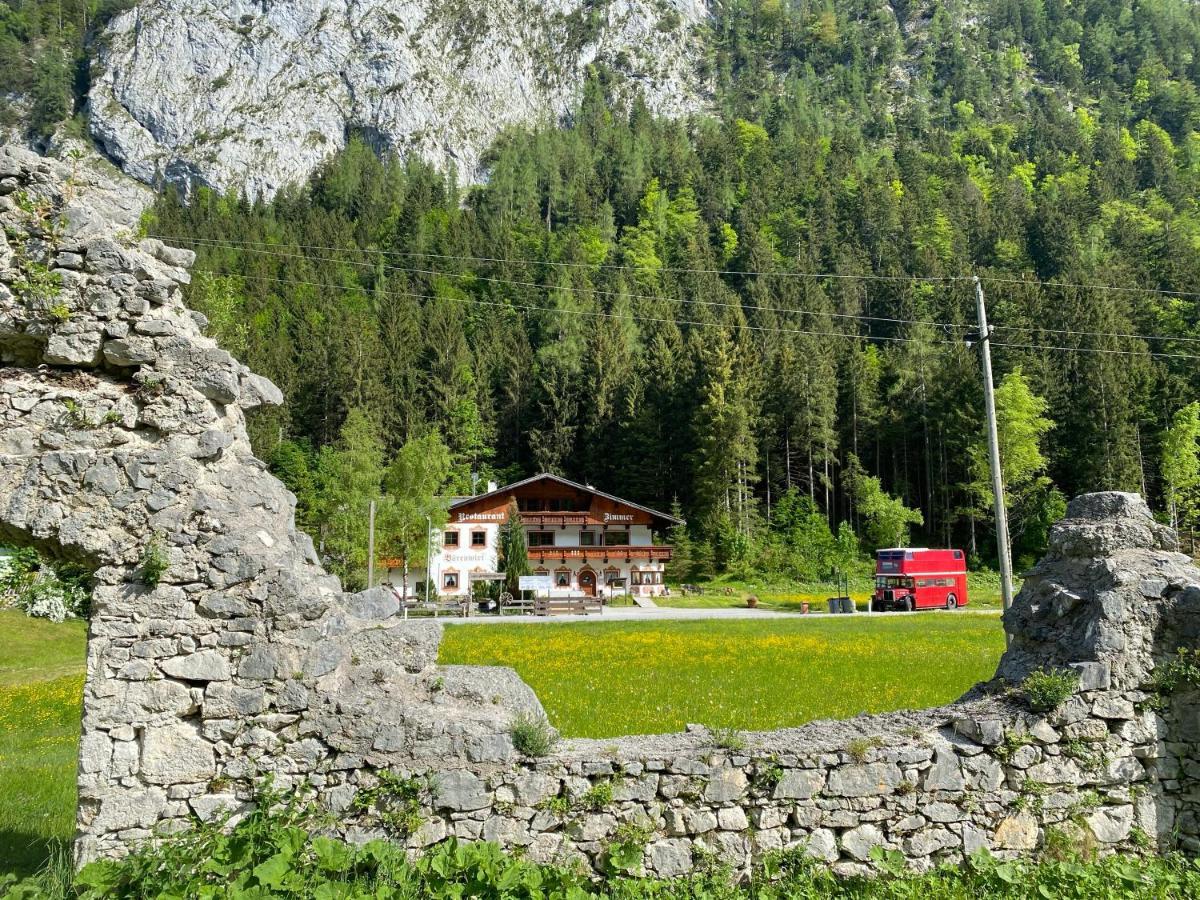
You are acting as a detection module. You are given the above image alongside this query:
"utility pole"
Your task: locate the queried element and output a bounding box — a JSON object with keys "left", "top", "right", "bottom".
{"left": 367, "top": 500, "right": 376, "bottom": 590}
{"left": 425, "top": 514, "right": 433, "bottom": 607}
{"left": 972, "top": 276, "right": 1015, "bottom": 644}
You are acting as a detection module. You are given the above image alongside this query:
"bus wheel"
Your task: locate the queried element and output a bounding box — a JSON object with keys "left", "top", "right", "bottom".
{"left": 946, "top": 594, "right": 958, "bottom": 610}
{"left": 902, "top": 597, "right": 913, "bottom": 612}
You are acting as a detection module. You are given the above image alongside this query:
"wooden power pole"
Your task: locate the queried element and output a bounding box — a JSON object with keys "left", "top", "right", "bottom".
{"left": 973, "top": 276, "right": 1015, "bottom": 644}
{"left": 367, "top": 500, "right": 376, "bottom": 589}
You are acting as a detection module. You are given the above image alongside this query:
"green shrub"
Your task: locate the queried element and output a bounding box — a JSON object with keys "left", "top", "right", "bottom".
{"left": 351, "top": 771, "right": 426, "bottom": 837}
{"left": 138, "top": 537, "right": 169, "bottom": 587}
{"left": 509, "top": 712, "right": 555, "bottom": 757}
{"left": 0, "top": 547, "right": 91, "bottom": 621}
{"left": 709, "top": 726, "right": 746, "bottom": 751}
{"left": 578, "top": 779, "right": 614, "bottom": 811}
{"left": 2, "top": 801, "right": 1200, "bottom": 899}
{"left": 1152, "top": 647, "right": 1200, "bottom": 696}
{"left": 1022, "top": 667, "right": 1079, "bottom": 712}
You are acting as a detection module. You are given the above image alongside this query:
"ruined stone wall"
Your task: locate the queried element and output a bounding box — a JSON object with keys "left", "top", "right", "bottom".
{"left": 1, "top": 144, "right": 1198, "bottom": 877}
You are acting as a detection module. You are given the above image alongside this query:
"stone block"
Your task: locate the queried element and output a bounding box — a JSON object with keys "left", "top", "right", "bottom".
{"left": 161, "top": 650, "right": 231, "bottom": 682}
{"left": 704, "top": 768, "right": 748, "bottom": 802}
{"left": 140, "top": 722, "right": 216, "bottom": 784}
{"left": 433, "top": 770, "right": 491, "bottom": 812}
{"left": 993, "top": 813, "right": 1038, "bottom": 850}
{"left": 773, "top": 768, "right": 824, "bottom": 800}
{"left": 841, "top": 823, "right": 884, "bottom": 861}
{"left": 648, "top": 839, "right": 693, "bottom": 877}
{"left": 827, "top": 763, "right": 901, "bottom": 797}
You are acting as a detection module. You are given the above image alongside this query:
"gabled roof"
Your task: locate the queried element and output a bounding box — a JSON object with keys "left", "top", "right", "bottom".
{"left": 449, "top": 473, "right": 683, "bottom": 528}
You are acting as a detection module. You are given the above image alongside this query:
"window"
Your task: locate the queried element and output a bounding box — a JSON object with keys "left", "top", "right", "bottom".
{"left": 444, "top": 531, "right": 459, "bottom": 547}
{"left": 471, "top": 530, "right": 486, "bottom": 547}
{"left": 603, "top": 531, "right": 630, "bottom": 546}
{"left": 555, "top": 569, "right": 571, "bottom": 587}
{"left": 521, "top": 498, "right": 544, "bottom": 512}
{"left": 579, "top": 531, "right": 596, "bottom": 546}
{"left": 604, "top": 567, "right": 621, "bottom": 584}
{"left": 548, "top": 498, "right": 575, "bottom": 511}
{"left": 443, "top": 572, "right": 459, "bottom": 589}
{"left": 528, "top": 531, "right": 555, "bottom": 547}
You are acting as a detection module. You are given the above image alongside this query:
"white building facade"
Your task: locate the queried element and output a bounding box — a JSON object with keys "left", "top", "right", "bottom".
{"left": 383, "top": 473, "right": 679, "bottom": 601}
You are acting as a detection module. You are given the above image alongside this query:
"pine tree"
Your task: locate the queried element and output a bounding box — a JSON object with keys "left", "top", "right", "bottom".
{"left": 691, "top": 332, "right": 758, "bottom": 553}
{"left": 497, "top": 499, "right": 529, "bottom": 596}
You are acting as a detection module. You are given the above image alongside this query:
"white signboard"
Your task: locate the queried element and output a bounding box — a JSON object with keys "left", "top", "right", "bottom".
{"left": 519, "top": 575, "right": 553, "bottom": 592}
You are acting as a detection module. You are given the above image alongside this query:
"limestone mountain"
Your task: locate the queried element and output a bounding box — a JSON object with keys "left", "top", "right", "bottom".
{"left": 86, "top": 0, "right": 709, "bottom": 200}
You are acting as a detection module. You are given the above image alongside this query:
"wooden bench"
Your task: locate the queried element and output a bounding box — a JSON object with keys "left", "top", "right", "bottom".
{"left": 534, "top": 595, "right": 604, "bottom": 616}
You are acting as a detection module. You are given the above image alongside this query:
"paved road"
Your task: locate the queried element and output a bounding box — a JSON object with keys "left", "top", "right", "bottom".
{"left": 438, "top": 606, "right": 1003, "bottom": 625}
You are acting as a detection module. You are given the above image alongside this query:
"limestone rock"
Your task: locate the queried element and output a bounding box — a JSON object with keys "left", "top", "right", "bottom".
{"left": 161, "top": 650, "right": 231, "bottom": 682}
{"left": 140, "top": 723, "right": 216, "bottom": 784}
{"left": 89, "top": 0, "right": 709, "bottom": 200}
{"left": 841, "top": 823, "right": 884, "bottom": 861}
{"left": 993, "top": 813, "right": 1038, "bottom": 850}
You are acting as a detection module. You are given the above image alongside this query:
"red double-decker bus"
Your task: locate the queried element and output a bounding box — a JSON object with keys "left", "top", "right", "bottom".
{"left": 872, "top": 548, "right": 968, "bottom": 612}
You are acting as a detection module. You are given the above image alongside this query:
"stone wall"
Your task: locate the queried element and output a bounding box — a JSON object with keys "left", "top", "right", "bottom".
{"left": 1, "top": 144, "right": 1198, "bottom": 877}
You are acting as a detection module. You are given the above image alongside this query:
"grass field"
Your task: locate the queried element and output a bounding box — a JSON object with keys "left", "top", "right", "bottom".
{"left": 0, "top": 610, "right": 1006, "bottom": 880}
{"left": 0, "top": 610, "right": 87, "bottom": 879}
{"left": 634, "top": 572, "right": 1015, "bottom": 613}
{"left": 440, "top": 616, "right": 1007, "bottom": 738}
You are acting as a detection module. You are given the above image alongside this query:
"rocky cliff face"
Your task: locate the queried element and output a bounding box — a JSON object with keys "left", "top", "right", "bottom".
{"left": 88, "top": 0, "right": 709, "bottom": 200}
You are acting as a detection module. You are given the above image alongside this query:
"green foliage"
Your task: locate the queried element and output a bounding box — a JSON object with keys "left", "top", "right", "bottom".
{"left": 509, "top": 712, "right": 555, "bottom": 757}
{"left": 604, "top": 820, "right": 653, "bottom": 875}
{"left": 139, "top": 540, "right": 172, "bottom": 588}
{"left": 846, "top": 736, "right": 884, "bottom": 764}
{"left": 0, "top": 548, "right": 90, "bottom": 622}
{"left": 993, "top": 729, "right": 1032, "bottom": 765}
{"left": 133, "top": 0, "right": 1200, "bottom": 574}
{"left": 578, "top": 779, "right": 614, "bottom": 812}
{"left": 847, "top": 455, "right": 924, "bottom": 551}
{"left": 497, "top": 498, "right": 529, "bottom": 596}
{"left": 376, "top": 431, "right": 452, "bottom": 599}
{"left": 1022, "top": 667, "right": 1080, "bottom": 712}
{"left": 709, "top": 726, "right": 746, "bottom": 751}
{"left": 137, "top": 536, "right": 169, "bottom": 587}
{"left": 351, "top": 771, "right": 427, "bottom": 837}
{"left": 1152, "top": 647, "right": 1200, "bottom": 696}
{"left": 966, "top": 370, "right": 1062, "bottom": 561}
{"left": 314, "top": 409, "right": 386, "bottom": 590}
{"left": 1162, "top": 402, "right": 1200, "bottom": 532}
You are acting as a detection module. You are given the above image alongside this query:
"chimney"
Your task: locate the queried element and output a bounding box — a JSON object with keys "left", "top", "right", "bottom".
{"left": 487, "top": 480, "right": 498, "bottom": 493}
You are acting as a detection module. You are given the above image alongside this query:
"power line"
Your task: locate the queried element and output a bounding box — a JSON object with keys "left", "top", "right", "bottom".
{"left": 159, "top": 233, "right": 1200, "bottom": 346}
{"left": 157, "top": 232, "right": 1200, "bottom": 303}
{"left": 170, "top": 237, "right": 974, "bottom": 333}
{"left": 156, "top": 233, "right": 969, "bottom": 284}
{"left": 190, "top": 268, "right": 1200, "bottom": 361}
{"left": 978, "top": 273, "right": 1200, "bottom": 302}
{"left": 191, "top": 269, "right": 967, "bottom": 349}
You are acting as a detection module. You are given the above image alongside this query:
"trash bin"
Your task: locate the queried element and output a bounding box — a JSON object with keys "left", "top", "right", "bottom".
{"left": 826, "top": 598, "right": 839, "bottom": 614}
{"left": 841, "top": 597, "right": 856, "bottom": 614}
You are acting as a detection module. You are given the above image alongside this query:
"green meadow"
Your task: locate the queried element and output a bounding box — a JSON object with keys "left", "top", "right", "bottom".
{"left": 0, "top": 611, "right": 87, "bottom": 879}
{"left": 439, "top": 615, "right": 1007, "bottom": 738}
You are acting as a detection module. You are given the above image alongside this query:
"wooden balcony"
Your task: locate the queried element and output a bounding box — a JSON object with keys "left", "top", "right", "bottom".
{"left": 519, "top": 512, "right": 590, "bottom": 527}
{"left": 527, "top": 545, "right": 673, "bottom": 562}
